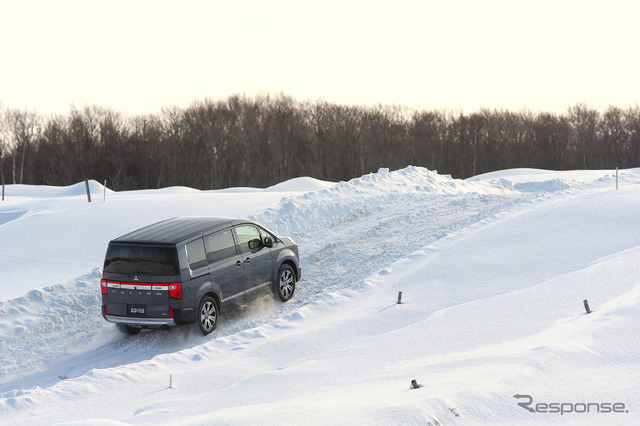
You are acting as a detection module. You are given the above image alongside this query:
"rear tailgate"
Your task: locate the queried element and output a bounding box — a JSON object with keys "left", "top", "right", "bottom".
{"left": 102, "top": 280, "right": 178, "bottom": 320}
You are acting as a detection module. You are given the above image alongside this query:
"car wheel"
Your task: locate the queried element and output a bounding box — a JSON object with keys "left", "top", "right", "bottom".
{"left": 276, "top": 264, "right": 295, "bottom": 302}
{"left": 194, "top": 295, "right": 218, "bottom": 335}
{"left": 116, "top": 324, "right": 141, "bottom": 335}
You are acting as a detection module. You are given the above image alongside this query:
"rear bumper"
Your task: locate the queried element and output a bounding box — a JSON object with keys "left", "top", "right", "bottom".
{"left": 105, "top": 314, "right": 176, "bottom": 326}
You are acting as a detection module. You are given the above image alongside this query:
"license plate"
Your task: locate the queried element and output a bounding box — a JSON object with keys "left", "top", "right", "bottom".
{"left": 129, "top": 305, "right": 145, "bottom": 314}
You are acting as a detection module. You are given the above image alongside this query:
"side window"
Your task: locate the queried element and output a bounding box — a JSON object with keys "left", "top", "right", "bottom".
{"left": 234, "top": 225, "right": 261, "bottom": 254}
{"left": 186, "top": 238, "right": 207, "bottom": 270}
{"left": 203, "top": 229, "right": 237, "bottom": 263}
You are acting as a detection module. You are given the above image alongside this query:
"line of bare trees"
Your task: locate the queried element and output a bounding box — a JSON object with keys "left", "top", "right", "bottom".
{"left": 1, "top": 94, "right": 639, "bottom": 190}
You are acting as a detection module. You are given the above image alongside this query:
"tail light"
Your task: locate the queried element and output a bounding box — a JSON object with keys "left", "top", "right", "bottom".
{"left": 169, "top": 283, "right": 182, "bottom": 299}
{"left": 101, "top": 280, "right": 181, "bottom": 298}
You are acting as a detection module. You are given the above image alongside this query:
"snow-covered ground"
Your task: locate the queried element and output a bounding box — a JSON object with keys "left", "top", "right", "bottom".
{"left": 0, "top": 166, "right": 638, "bottom": 425}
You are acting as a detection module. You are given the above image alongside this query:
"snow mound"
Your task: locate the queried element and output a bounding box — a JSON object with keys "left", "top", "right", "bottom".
{"left": 0, "top": 270, "right": 105, "bottom": 383}
{"left": 469, "top": 168, "right": 557, "bottom": 181}
{"left": 265, "top": 176, "right": 336, "bottom": 192}
{"left": 513, "top": 178, "right": 571, "bottom": 193}
{"left": 213, "top": 177, "right": 335, "bottom": 194}
{"left": 470, "top": 167, "right": 640, "bottom": 190}
{"left": 253, "top": 166, "right": 511, "bottom": 236}
{"left": 2, "top": 180, "right": 112, "bottom": 198}
{"left": 143, "top": 186, "right": 200, "bottom": 194}
{"left": 345, "top": 166, "right": 506, "bottom": 195}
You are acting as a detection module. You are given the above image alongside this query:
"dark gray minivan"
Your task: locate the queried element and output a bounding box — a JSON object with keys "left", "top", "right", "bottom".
{"left": 101, "top": 217, "right": 301, "bottom": 335}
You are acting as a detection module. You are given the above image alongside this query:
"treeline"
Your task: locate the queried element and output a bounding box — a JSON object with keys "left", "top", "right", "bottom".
{"left": 1, "top": 94, "right": 639, "bottom": 190}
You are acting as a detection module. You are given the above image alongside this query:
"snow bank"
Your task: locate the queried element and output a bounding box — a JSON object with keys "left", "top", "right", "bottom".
{"left": 470, "top": 167, "right": 640, "bottom": 191}
{"left": 0, "top": 270, "right": 106, "bottom": 382}
{"left": 2, "top": 179, "right": 111, "bottom": 198}
{"left": 254, "top": 166, "right": 512, "bottom": 236}
{"left": 265, "top": 176, "right": 337, "bottom": 192}
{"left": 513, "top": 178, "right": 571, "bottom": 192}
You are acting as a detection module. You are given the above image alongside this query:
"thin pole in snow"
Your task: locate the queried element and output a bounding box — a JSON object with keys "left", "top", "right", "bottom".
{"left": 85, "top": 179, "right": 92, "bottom": 203}
{"left": 103, "top": 180, "right": 107, "bottom": 202}
{"left": 1, "top": 184, "right": 4, "bottom": 201}
{"left": 616, "top": 167, "right": 619, "bottom": 190}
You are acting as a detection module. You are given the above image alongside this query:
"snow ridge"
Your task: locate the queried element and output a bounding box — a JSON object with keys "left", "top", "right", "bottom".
{"left": 0, "top": 270, "right": 104, "bottom": 385}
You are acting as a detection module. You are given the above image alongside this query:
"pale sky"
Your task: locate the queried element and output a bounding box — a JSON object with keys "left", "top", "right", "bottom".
{"left": 1, "top": 0, "right": 639, "bottom": 116}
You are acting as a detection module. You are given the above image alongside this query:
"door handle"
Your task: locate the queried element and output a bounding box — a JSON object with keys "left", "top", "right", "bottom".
{"left": 244, "top": 257, "right": 251, "bottom": 264}
{"left": 236, "top": 260, "right": 242, "bottom": 267}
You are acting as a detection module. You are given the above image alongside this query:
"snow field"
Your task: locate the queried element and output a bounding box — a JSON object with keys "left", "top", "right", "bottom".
{"left": 0, "top": 166, "right": 639, "bottom": 424}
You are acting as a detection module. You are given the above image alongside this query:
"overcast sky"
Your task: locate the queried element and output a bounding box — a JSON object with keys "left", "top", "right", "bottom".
{"left": 1, "top": 0, "right": 639, "bottom": 116}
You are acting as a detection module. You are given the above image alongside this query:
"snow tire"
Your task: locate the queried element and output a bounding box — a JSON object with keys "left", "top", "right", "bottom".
{"left": 276, "top": 264, "right": 295, "bottom": 302}
{"left": 194, "top": 295, "right": 218, "bottom": 336}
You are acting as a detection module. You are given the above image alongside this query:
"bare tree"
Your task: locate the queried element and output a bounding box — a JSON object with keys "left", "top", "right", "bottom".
{"left": 624, "top": 106, "right": 640, "bottom": 168}
{"left": 601, "top": 106, "right": 628, "bottom": 168}
{"left": 5, "top": 109, "right": 40, "bottom": 184}
{"left": 567, "top": 104, "right": 600, "bottom": 169}
{"left": 0, "top": 110, "right": 7, "bottom": 186}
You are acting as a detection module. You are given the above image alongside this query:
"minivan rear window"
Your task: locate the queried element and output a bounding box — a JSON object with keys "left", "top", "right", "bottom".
{"left": 104, "top": 244, "right": 179, "bottom": 276}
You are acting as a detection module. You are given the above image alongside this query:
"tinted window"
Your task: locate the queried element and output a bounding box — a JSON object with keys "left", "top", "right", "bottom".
{"left": 204, "top": 229, "right": 237, "bottom": 263}
{"left": 186, "top": 239, "right": 207, "bottom": 270}
{"left": 234, "top": 225, "right": 261, "bottom": 253}
{"left": 104, "top": 244, "right": 179, "bottom": 276}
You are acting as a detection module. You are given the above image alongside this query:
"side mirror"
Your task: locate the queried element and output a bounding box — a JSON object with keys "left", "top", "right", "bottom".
{"left": 248, "top": 238, "right": 262, "bottom": 250}
{"left": 264, "top": 236, "right": 273, "bottom": 248}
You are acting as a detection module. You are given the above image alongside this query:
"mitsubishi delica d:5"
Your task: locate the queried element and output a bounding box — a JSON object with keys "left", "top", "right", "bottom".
{"left": 100, "top": 217, "right": 301, "bottom": 335}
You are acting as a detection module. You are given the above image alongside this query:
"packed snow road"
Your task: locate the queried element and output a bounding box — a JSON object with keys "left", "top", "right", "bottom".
{"left": 0, "top": 167, "right": 536, "bottom": 395}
